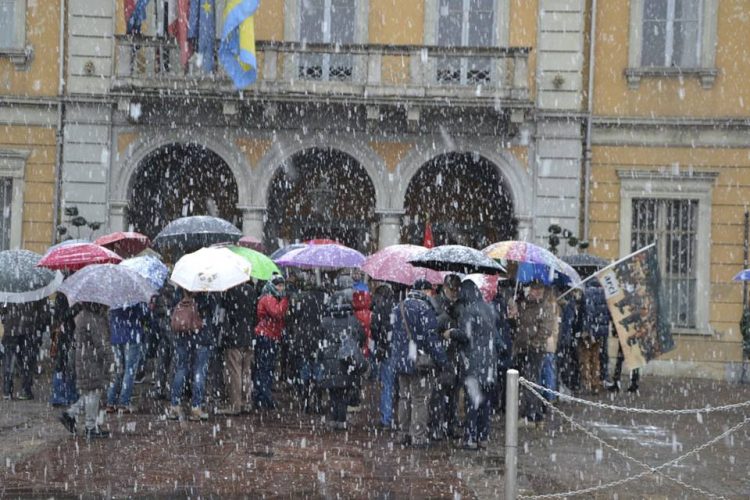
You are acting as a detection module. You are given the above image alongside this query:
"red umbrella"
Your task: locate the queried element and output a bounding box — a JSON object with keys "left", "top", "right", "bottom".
{"left": 95, "top": 231, "right": 151, "bottom": 258}
{"left": 463, "top": 274, "right": 502, "bottom": 302}
{"left": 362, "top": 244, "right": 446, "bottom": 286}
{"left": 238, "top": 235, "right": 266, "bottom": 253}
{"left": 38, "top": 243, "right": 123, "bottom": 271}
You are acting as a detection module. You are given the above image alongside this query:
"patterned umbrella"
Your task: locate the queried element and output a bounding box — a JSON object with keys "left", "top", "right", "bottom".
{"left": 483, "top": 240, "right": 580, "bottom": 285}
{"left": 362, "top": 244, "right": 446, "bottom": 286}
{"left": 38, "top": 243, "right": 123, "bottom": 271}
{"left": 275, "top": 243, "right": 365, "bottom": 270}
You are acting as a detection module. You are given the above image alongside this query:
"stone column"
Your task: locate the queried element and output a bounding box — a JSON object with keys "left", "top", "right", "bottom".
{"left": 109, "top": 201, "right": 128, "bottom": 232}
{"left": 376, "top": 210, "right": 404, "bottom": 249}
{"left": 240, "top": 205, "right": 266, "bottom": 239}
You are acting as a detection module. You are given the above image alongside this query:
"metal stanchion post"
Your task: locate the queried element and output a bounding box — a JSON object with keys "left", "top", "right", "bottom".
{"left": 505, "top": 369, "right": 519, "bottom": 500}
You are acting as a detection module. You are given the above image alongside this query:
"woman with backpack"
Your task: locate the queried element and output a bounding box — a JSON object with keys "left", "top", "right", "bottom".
{"left": 167, "top": 289, "right": 220, "bottom": 421}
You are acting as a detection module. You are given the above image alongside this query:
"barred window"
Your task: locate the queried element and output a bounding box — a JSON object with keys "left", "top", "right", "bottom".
{"left": 299, "top": 0, "right": 355, "bottom": 81}
{"left": 0, "top": 178, "right": 12, "bottom": 250}
{"left": 436, "top": 0, "right": 494, "bottom": 85}
{"left": 631, "top": 198, "right": 698, "bottom": 328}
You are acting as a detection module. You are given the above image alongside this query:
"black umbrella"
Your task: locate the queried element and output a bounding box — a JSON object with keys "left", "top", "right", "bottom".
{"left": 152, "top": 216, "right": 242, "bottom": 259}
{"left": 561, "top": 253, "right": 610, "bottom": 269}
{"left": 408, "top": 245, "right": 506, "bottom": 275}
{"left": 0, "top": 249, "right": 63, "bottom": 303}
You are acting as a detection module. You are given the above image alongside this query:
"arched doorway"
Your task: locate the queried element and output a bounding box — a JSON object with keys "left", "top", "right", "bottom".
{"left": 128, "top": 143, "right": 240, "bottom": 238}
{"left": 265, "top": 148, "right": 376, "bottom": 253}
{"left": 402, "top": 152, "right": 516, "bottom": 249}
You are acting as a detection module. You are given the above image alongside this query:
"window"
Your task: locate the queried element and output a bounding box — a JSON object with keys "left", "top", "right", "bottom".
{"left": 642, "top": 0, "right": 700, "bottom": 68}
{"left": 626, "top": 0, "right": 718, "bottom": 88}
{"left": 298, "top": 0, "right": 356, "bottom": 81}
{"left": 0, "top": 178, "right": 12, "bottom": 250}
{"left": 618, "top": 170, "right": 716, "bottom": 334}
{"left": 0, "top": 0, "right": 16, "bottom": 50}
{"left": 436, "top": 0, "right": 494, "bottom": 84}
{"left": 631, "top": 198, "right": 697, "bottom": 328}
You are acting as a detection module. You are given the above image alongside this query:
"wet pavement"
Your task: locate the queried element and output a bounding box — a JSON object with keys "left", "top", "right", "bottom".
{"left": 2, "top": 368, "right": 750, "bottom": 499}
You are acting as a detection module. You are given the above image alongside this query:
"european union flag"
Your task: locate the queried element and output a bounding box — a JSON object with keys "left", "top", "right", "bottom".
{"left": 219, "top": 0, "right": 260, "bottom": 89}
{"left": 188, "top": 0, "right": 216, "bottom": 72}
{"left": 127, "top": 0, "right": 151, "bottom": 34}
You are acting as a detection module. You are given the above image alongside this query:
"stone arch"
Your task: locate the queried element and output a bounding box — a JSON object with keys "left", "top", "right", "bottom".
{"left": 253, "top": 133, "right": 389, "bottom": 211}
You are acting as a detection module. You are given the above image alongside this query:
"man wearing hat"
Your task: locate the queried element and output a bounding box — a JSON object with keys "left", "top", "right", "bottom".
{"left": 390, "top": 278, "right": 447, "bottom": 447}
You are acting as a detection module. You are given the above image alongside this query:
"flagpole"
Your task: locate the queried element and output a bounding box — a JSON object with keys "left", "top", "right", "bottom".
{"left": 556, "top": 243, "right": 656, "bottom": 301}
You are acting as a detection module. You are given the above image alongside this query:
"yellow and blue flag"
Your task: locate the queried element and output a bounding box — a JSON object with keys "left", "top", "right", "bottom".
{"left": 219, "top": 0, "right": 260, "bottom": 89}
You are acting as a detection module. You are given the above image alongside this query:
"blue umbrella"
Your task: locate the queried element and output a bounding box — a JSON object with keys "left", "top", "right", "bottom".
{"left": 516, "top": 261, "right": 581, "bottom": 287}
{"left": 733, "top": 269, "right": 750, "bottom": 281}
{"left": 121, "top": 255, "right": 169, "bottom": 289}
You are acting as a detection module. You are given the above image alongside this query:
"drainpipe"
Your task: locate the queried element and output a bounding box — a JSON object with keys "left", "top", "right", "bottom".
{"left": 52, "top": 0, "right": 66, "bottom": 245}
{"left": 582, "top": 0, "right": 597, "bottom": 242}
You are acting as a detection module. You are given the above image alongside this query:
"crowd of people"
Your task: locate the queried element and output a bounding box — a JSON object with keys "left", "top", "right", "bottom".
{"left": 1, "top": 266, "right": 626, "bottom": 447}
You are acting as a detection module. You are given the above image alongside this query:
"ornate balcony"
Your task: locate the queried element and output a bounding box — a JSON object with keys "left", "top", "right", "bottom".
{"left": 113, "top": 36, "right": 531, "bottom": 107}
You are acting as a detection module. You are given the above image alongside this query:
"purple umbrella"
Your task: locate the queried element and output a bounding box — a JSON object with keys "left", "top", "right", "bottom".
{"left": 274, "top": 243, "right": 365, "bottom": 270}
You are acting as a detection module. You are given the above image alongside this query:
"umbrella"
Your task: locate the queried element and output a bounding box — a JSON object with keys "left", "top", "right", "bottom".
{"left": 171, "top": 247, "right": 251, "bottom": 292}
{"left": 59, "top": 264, "right": 158, "bottom": 308}
{"left": 561, "top": 253, "right": 610, "bottom": 269}
{"left": 269, "top": 243, "right": 308, "bottom": 261}
{"left": 226, "top": 245, "right": 281, "bottom": 281}
{"left": 152, "top": 216, "right": 242, "bottom": 257}
{"left": 120, "top": 255, "right": 169, "bottom": 289}
{"left": 95, "top": 231, "right": 151, "bottom": 258}
{"left": 275, "top": 243, "right": 365, "bottom": 270}
{"left": 0, "top": 250, "right": 64, "bottom": 303}
{"left": 237, "top": 235, "right": 266, "bottom": 253}
{"left": 516, "top": 261, "right": 582, "bottom": 287}
{"left": 483, "top": 240, "right": 580, "bottom": 285}
{"left": 38, "top": 243, "right": 123, "bottom": 271}
{"left": 463, "top": 273, "right": 502, "bottom": 302}
{"left": 305, "top": 238, "right": 340, "bottom": 245}
{"left": 362, "top": 244, "right": 446, "bottom": 286}
{"left": 43, "top": 239, "right": 89, "bottom": 257}
{"left": 408, "top": 245, "right": 506, "bottom": 275}
{"left": 733, "top": 269, "right": 750, "bottom": 282}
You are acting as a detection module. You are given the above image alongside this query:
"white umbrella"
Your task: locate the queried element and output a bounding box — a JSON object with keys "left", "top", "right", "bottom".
{"left": 59, "top": 264, "right": 158, "bottom": 308}
{"left": 170, "top": 247, "right": 252, "bottom": 292}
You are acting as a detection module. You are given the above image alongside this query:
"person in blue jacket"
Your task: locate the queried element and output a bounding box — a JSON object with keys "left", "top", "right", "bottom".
{"left": 390, "top": 278, "right": 447, "bottom": 448}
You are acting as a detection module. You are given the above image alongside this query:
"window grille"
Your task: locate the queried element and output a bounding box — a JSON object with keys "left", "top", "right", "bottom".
{"left": 436, "top": 0, "right": 494, "bottom": 85}
{"left": 631, "top": 198, "right": 698, "bottom": 328}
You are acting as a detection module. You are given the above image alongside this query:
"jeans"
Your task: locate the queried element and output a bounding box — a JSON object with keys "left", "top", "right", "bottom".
{"left": 465, "top": 383, "right": 493, "bottom": 443}
{"left": 51, "top": 334, "right": 78, "bottom": 405}
{"left": 67, "top": 390, "right": 101, "bottom": 431}
{"left": 107, "top": 342, "right": 143, "bottom": 406}
{"left": 170, "top": 338, "right": 212, "bottom": 408}
{"left": 540, "top": 352, "right": 558, "bottom": 401}
{"left": 252, "top": 336, "right": 278, "bottom": 409}
{"left": 379, "top": 356, "right": 395, "bottom": 426}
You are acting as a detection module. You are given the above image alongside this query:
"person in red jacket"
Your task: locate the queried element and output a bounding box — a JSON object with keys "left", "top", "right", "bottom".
{"left": 252, "top": 275, "right": 289, "bottom": 409}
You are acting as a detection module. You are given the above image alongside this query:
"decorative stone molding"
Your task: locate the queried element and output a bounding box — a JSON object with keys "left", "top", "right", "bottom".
{"left": 624, "top": 67, "right": 719, "bottom": 90}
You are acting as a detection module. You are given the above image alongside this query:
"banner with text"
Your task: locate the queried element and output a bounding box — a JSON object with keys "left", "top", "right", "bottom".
{"left": 597, "top": 244, "right": 674, "bottom": 370}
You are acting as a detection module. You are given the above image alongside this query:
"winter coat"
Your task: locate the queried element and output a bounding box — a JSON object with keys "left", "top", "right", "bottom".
{"left": 371, "top": 284, "right": 395, "bottom": 361}
{"left": 583, "top": 282, "right": 610, "bottom": 341}
{"left": 452, "top": 281, "right": 503, "bottom": 387}
{"left": 221, "top": 282, "right": 258, "bottom": 349}
{"left": 255, "top": 283, "right": 289, "bottom": 342}
{"left": 109, "top": 303, "right": 147, "bottom": 345}
{"left": 1, "top": 299, "right": 50, "bottom": 344}
{"left": 74, "top": 305, "right": 114, "bottom": 391}
{"left": 352, "top": 290, "right": 372, "bottom": 356}
{"left": 317, "top": 294, "right": 366, "bottom": 389}
{"left": 559, "top": 294, "right": 583, "bottom": 347}
{"left": 288, "top": 286, "right": 328, "bottom": 360}
{"left": 432, "top": 293, "right": 459, "bottom": 333}
{"left": 491, "top": 292, "right": 513, "bottom": 370}
{"left": 514, "top": 289, "right": 558, "bottom": 356}
{"left": 52, "top": 293, "right": 77, "bottom": 339}
{"left": 431, "top": 292, "right": 463, "bottom": 382}
{"left": 171, "top": 290, "right": 221, "bottom": 346}
{"left": 389, "top": 291, "right": 448, "bottom": 375}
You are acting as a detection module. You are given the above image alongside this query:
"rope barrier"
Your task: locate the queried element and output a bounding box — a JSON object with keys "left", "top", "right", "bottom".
{"left": 519, "top": 378, "right": 750, "bottom": 415}
{"left": 515, "top": 377, "right": 750, "bottom": 499}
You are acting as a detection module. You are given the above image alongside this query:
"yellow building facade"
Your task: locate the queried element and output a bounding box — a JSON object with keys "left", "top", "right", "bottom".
{"left": 0, "top": 0, "right": 60, "bottom": 254}
{"left": 588, "top": 0, "right": 750, "bottom": 379}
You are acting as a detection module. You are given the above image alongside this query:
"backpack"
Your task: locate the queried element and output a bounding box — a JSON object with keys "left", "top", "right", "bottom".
{"left": 170, "top": 295, "right": 203, "bottom": 334}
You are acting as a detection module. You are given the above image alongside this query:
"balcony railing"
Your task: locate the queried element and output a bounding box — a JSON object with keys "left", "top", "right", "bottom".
{"left": 113, "top": 36, "right": 530, "bottom": 104}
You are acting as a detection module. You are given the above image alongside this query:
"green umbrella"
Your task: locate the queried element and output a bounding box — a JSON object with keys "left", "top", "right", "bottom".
{"left": 227, "top": 246, "right": 280, "bottom": 281}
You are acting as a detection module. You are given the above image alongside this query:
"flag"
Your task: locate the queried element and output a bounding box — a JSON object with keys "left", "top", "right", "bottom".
{"left": 171, "top": 0, "right": 192, "bottom": 67}
{"left": 597, "top": 244, "right": 674, "bottom": 370}
{"left": 219, "top": 0, "right": 260, "bottom": 89}
{"left": 127, "top": 0, "right": 150, "bottom": 34}
{"left": 422, "top": 220, "right": 434, "bottom": 248}
{"left": 166, "top": 0, "right": 178, "bottom": 34}
{"left": 187, "top": 0, "right": 216, "bottom": 72}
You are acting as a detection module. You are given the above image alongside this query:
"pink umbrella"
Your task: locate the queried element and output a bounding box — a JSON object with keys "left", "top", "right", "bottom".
{"left": 38, "top": 243, "right": 123, "bottom": 271}
{"left": 362, "top": 244, "right": 446, "bottom": 286}
{"left": 95, "top": 231, "right": 151, "bottom": 258}
{"left": 237, "top": 235, "right": 266, "bottom": 253}
{"left": 463, "top": 274, "right": 502, "bottom": 302}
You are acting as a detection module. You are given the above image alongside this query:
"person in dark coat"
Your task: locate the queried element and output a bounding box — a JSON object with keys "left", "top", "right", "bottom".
{"left": 449, "top": 280, "right": 504, "bottom": 449}
{"left": 253, "top": 275, "right": 289, "bottom": 410}
{"left": 558, "top": 289, "right": 583, "bottom": 392}
{"left": 288, "top": 273, "right": 328, "bottom": 412}
{"left": 2, "top": 299, "right": 51, "bottom": 400}
{"left": 390, "top": 278, "right": 447, "bottom": 447}
{"left": 578, "top": 280, "right": 611, "bottom": 393}
{"left": 371, "top": 282, "right": 397, "bottom": 427}
{"left": 491, "top": 279, "right": 514, "bottom": 410}
{"left": 219, "top": 281, "right": 258, "bottom": 415}
{"left": 106, "top": 303, "right": 148, "bottom": 412}
{"left": 50, "top": 290, "right": 79, "bottom": 405}
{"left": 147, "top": 284, "right": 175, "bottom": 400}
{"left": 59, "top": 302, "right": 113, "bottom": 439}
{"left": 317, "top": 288, "right": 366, "bottom": 430}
